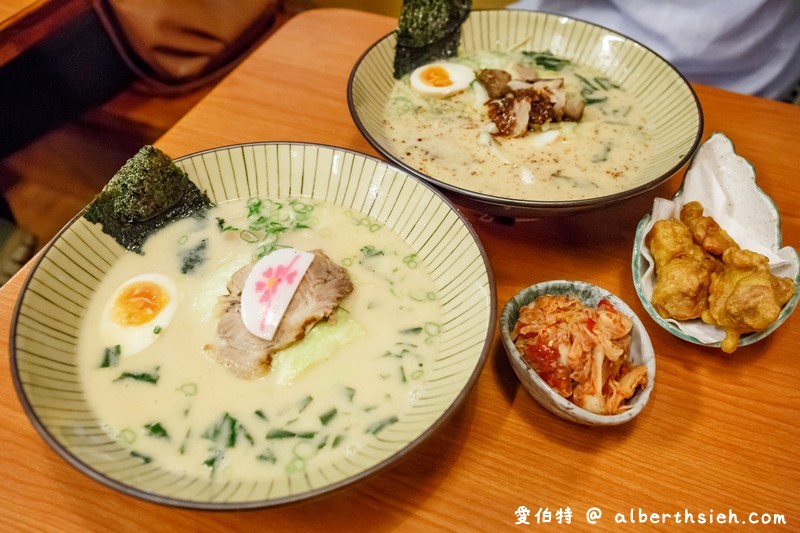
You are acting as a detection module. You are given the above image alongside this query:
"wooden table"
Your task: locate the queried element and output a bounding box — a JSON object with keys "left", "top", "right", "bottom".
{"left": 2, "top": 8, "right": 799, "bottom": 531}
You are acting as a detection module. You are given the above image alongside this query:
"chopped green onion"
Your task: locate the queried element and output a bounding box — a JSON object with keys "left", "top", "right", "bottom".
{"left": 319, "top": 408, "right": 337, "bottom": 426}
{"left": 403, "top": 254, "right": 418, "bottom": 268}
{"left": 366, "top": 416, "right": 399, "bottom": 435}
{"left": 267, "top": 429, "right": 296, "bottom": 439}
{"left": 424, "top": 322, "right": 442, "bottom": 337}
{"left": 177, "top": 382, "right": 197, "bottom": 396}
{"left": 297, "top": 395, "right": 313, "bottom": 413}
{"left": 118, "top": 428, "right": 136, "bottom": 444}
{"left": 361, "top": 245, "right": 384, "bottom": 258}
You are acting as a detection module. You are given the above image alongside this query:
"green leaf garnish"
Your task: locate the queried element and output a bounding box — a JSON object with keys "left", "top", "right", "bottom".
{"left": 521, "top": 50, "right": 571, "bottom": 71}
{"left": 100, "top": 345, "right": 121, "bottom": 368}
{"left": 114, "top": 367, "right": 160, "bottom": 384}
{"left": 144, "top": 422, "right": 170, "bottom": 440}
{"left": 202, "top": 412, "right": 254, "bottom": 448}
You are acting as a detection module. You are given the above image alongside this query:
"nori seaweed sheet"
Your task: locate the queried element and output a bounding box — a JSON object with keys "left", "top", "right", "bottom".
{"left": 393, "top": 0, "right": 472, "bottom": 79}
{"left": 84, "top": 145, "right": 213, "bottom": 254}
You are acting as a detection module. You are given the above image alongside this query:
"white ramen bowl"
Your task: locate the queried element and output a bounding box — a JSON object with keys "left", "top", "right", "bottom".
{"left": 10, "top": 142, "right": 496, "bottom": 509}
{"left": 500, "top": 280, "right": 655, "bottom": 426}
{"left": 348, "top": 9, "right": 703, "bottom": 218}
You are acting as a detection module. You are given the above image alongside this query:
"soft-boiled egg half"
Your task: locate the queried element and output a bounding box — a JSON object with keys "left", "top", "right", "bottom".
{"left": 409, "top": 62, "right": 475, "bottom": 98}
{"left": 99, "top": 273, "right": 179, "bottom": 356}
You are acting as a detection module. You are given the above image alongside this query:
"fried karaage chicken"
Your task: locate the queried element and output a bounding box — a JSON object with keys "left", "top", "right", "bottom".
{"left": 680, "top": 201, "right": 739, "bottom": 256}
{"left": 646, "top": 218, "right": 720, "bottom": 320}
{"left": 702, "top": 247, "right": 796, "bottom": 353}
{"left": 647, "top": 201, "right": 796, "bottom": 353}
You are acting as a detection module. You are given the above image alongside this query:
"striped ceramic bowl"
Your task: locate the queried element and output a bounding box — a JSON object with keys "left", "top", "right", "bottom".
{"left": 349, "top": 9, "right": 703, "bottom": 218}
{"left": 500, "top": 280, "right": 655, "bottom": 426}
{"left": 10, "top": 142, "right": 496, "bottom": 509}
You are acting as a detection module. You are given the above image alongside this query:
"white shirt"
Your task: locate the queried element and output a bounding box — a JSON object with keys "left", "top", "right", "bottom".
{"left": 507, "top": 0, "right": 800, "bottom": 100}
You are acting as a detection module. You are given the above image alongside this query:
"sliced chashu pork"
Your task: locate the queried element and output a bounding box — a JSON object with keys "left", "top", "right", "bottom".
{"left": 206, "top": 249, "right": 353, "bottom": 378}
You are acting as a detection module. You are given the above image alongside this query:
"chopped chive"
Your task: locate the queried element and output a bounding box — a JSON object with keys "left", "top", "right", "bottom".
{"left": 366, "top": 416, "right": 399, "bottom": 435}
{"left": 267, "top": 429, "right": 296, "bottom": 439}
{"left": 319, "top": 408, "right": 337, "bottom": 426}
{"left": 576, "top": 73, "right": 598, "bottom": 91}
{"left": 298, "top": 395, "right": 313, "bottom": 413}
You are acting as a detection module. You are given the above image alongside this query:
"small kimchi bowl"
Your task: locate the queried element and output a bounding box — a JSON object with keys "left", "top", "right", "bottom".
{"left": 500, "top": 280, "right": 655, "bottom": 426}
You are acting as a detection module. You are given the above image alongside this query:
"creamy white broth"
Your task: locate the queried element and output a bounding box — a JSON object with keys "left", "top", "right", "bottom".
{"left": 78, "top": 198, "right": 441, "bottom": 481}
{"left": 384, "top": 50, "right": 653, "bottom": 201}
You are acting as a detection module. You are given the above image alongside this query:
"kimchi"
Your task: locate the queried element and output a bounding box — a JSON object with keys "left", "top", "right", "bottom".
{"left": 512, "top": 294, "right": 648, "bottom": 415}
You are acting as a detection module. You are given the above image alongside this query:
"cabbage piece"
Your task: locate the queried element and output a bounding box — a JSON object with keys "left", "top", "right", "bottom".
{"left": 271, "top": 311, "right": 363, "bottom": 385}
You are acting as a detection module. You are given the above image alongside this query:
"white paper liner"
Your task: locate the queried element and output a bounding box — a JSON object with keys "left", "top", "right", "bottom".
{"left": 638, "top": 133, "right": 799, "bottom": 343}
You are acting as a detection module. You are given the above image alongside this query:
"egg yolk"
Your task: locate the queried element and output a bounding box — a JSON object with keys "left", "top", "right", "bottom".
{"left": 420, "top": 65, "right": 453, "bottom": 88}
{"left": 111, "top": 281, "right": 170, "bottom": 327}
